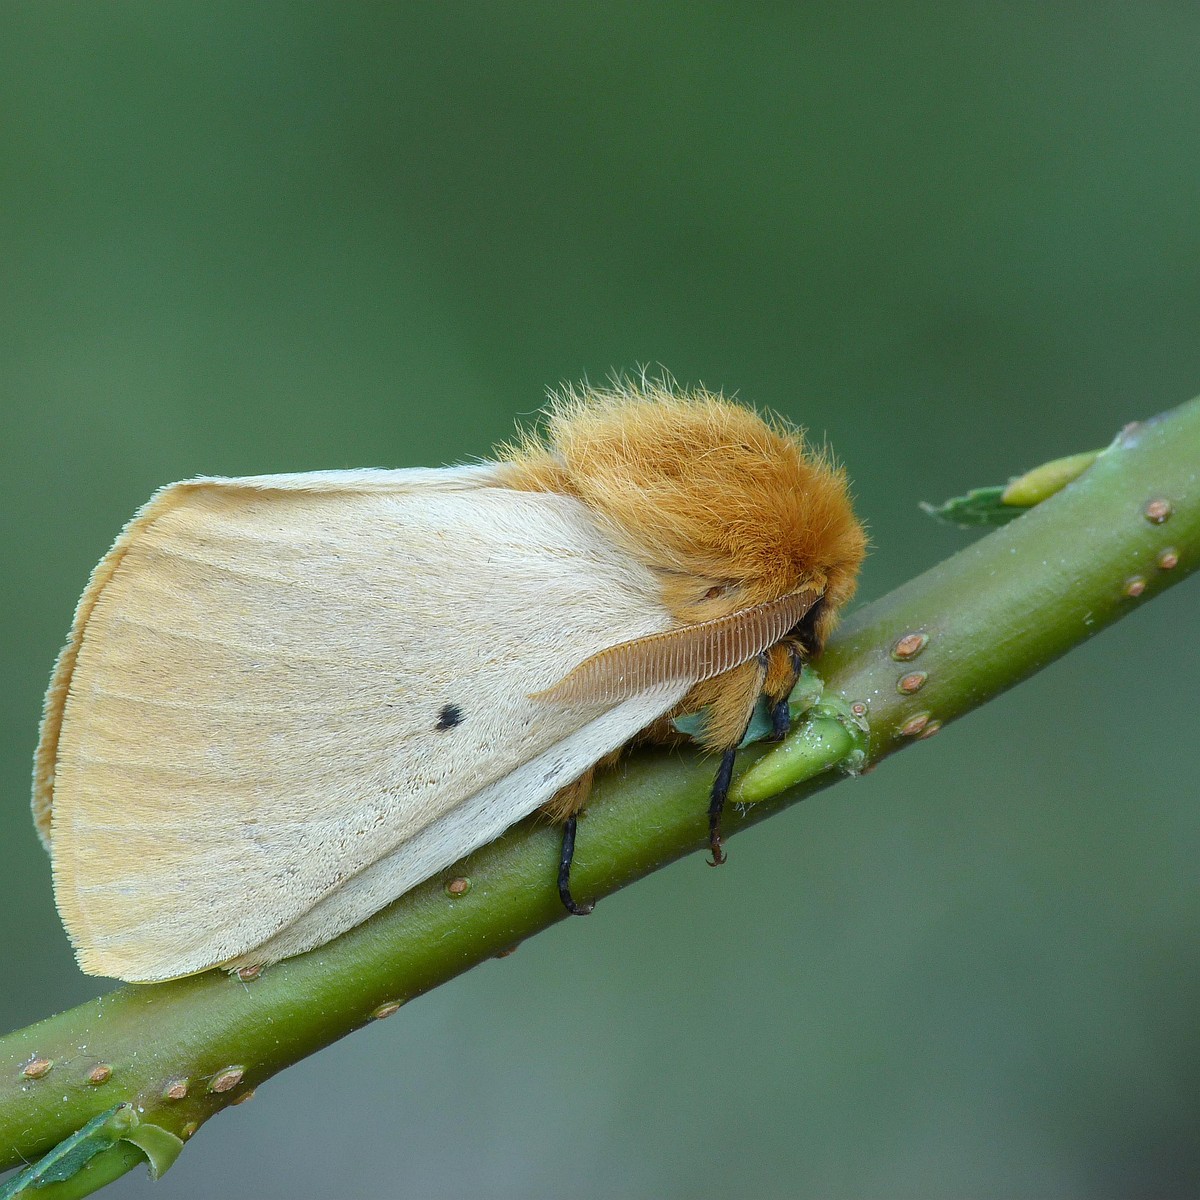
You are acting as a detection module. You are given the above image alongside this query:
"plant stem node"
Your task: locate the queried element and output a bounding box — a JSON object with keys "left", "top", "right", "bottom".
{"left": 209, "top": 1067, "right": 245, "bottom": 1094}
{"left": 891, "top": 632, "right": 928, "bottom": 660}
{"left": 21, "top": 1057, "right": 52, "bottom": 1080}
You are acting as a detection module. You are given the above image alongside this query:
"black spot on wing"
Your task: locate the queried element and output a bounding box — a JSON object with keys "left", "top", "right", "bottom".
{"left": 436, "top": 703, "right": 464, "bottom": 731}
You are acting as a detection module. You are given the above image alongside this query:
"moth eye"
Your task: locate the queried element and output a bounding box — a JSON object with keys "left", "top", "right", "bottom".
{"left": 704, "top": 585, "right": 726, "bottom": 600}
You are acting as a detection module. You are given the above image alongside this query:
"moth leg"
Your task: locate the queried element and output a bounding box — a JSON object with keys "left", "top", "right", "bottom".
{"left": 541, "top": 748, "right": 621, "bottom": 916}
{"left": 558, "top": 813, "right": 594, "bottom": 916}
{"left": 706, "top": 652, "right": 770, "bottom": 866}
{"left": 764, "top": 638, "right": 806, "bottom": 742}
{"left": 707, "top": 749, "right": 738, "bottom": 866}
{"left": 542, "top": 769, "right": 597, "bottom": 916}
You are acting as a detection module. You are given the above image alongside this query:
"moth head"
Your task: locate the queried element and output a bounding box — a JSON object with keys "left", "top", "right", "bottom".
{"left": 503, "top": 377, "right": 867, "bottom": 648}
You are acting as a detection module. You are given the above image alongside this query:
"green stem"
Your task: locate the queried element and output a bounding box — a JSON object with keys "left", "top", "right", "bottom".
{"left": 820, "top": 404, "right": 1197, "bottom": 760}
{"left": 2, "top": 396, "right": 1197, "bottom": 1197}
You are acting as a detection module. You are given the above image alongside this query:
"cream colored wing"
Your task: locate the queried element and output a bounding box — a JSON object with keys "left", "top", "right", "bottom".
{"left": 37, "top": 468, "right": 688, "bottom": 981}
{"left": 32, "top": 465, "right": 504, "bottom": 844}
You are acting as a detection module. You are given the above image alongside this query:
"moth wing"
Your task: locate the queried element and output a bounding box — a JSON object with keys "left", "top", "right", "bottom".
{"left": 38, "top": 468, "right": 687, "bottom": 981}
{"left": 32, "top": 465, "right": 503, "bottom": 844}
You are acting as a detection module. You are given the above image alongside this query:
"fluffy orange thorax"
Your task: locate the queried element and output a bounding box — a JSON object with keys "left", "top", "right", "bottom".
{"left": 501, "top": 381, "right": 866, "bottom": 633}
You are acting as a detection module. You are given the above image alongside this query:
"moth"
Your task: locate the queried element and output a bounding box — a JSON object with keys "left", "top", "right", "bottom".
{"left": 33, "top": 380, "right": 866, "bottom": 982}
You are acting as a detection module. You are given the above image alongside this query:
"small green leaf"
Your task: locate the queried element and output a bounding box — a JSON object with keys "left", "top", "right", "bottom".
{"left": 120, "top": 1124, "right": 183, "bottom": 1180}
{"left": 1000, "top": 449, "right": 1101, "bottom": 506}
{"left": 0, "top": 1106, "right": 183, "bottom": 1199}
{"left": 734, "top": 695, "right": 775, "bottom": 745}
{"left": 0, "top": 1105, "right": 133, "bottom": 1198}
{"left": 786, "top": 665, "right": 825, "bottom": 720}
{"left": 669, "top": 709, "right": 709, "bottom": 741}
{"left": 923, "top": 448, "right": 1103, "bottom": 528}
{"left": 920, "top": 486, "right": 1021, "bottom": 528}
{"left": 4, "top": 1145, "right": 147, "bottom": 1200}
{"left": 731, "top": 694, "right": 870, "bottom": 804}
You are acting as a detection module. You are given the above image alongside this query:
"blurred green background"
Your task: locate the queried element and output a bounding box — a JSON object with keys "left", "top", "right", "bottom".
{"left": 2, "top": 5, "right": 1198, "bottom": 1198}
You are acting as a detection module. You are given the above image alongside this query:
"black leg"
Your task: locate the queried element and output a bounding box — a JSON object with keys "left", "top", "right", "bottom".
{"left": 708, "top": 653, "right": 772, "bottom": 866}
{"left": 769, "top": 697, "right": 792, "bottom": 741}
{"left": 707, "top": 748, "right": 738, "bottom": 866}
{"left": 558, "top": 814, "right": 595, "bottom": 915}
{"left": 768, "top": 644, "right": 805, "bottom": 741}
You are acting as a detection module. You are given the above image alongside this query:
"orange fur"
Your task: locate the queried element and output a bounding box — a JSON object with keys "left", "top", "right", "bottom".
{"left": 502, "top": 378, "right": 865, "bottom": 629}
{"left": 542, "top": 769, "right": 597, "bottom": 823}
{"left": 763, "top": 638, "right": 804, "bottom": 703}
{"left": 504, "top": 377, "right": 866, "bottom": 802}
{"left": 541, "top": 747, "right": 624, "bottom": 822}
{"left": 678, "top": 656, "right": 770, "bottom": 750}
